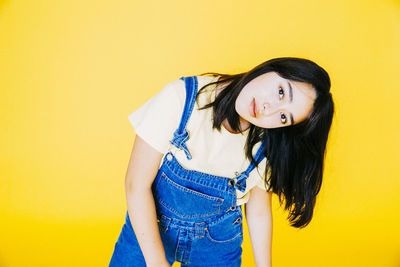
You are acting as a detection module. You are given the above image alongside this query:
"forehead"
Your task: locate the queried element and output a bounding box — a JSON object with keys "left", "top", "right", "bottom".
{"left": 289, "top": 80, "right": 316, "bottom": 123}
{"left": 290, "top": 79, "right": 316, "bottom": 101}
{"left": 255, "top": 72, "right": 314, "bottom": 92}
{"left": 256, "top": 71, "right": 316, "bottom": 100}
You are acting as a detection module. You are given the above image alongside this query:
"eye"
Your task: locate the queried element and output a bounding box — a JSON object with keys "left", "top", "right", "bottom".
{"left": 278, "top": 87, "right": 285, "bottom": 100}
{"left": 280, "top": 112, "right": 287, "bottom": 124}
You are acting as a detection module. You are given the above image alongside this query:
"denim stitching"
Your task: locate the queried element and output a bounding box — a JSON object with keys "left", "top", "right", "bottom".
{"left": 170, "top": 76, "right": 198, "bottom": 157}
{"left": 157, "top": 215, "right": 171, "bottom": 232}
{"left": 174, "top": 228, "right": 181, "bottom": 262}
{"left": 181, "top": 76, "right": 197, "bottom": 133}
{"left": 164, "top": 152, "right": 229, "bottom": 181}
{"left": 157, "top": 199, "right": 221, "bottom": 219}
{"left": 162, "top": 153, "right": 237, "bottom": 195}
{"left": 155, "top": 175, "right": 223, "bottom": 218}
{"left": 163, "top": 164, "right": 233, "bottom": 194}
{"left": 156, "top": 214, "right": 208, "bottom": 229}
{"left": 207, "top": 209, "right": 241, "bottom": 227}
{"left": 205, "top": 229, "right": 243, "bottom": 244}
{"left": 161, "top": 172, "right": 224, "bottom": 202}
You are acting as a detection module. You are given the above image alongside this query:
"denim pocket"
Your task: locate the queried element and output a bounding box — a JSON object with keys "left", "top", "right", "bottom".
{"left": 153, "top": 172, "right": 224, "bottom": 218}
{"left": 205, "top": 212, "right": 243, "bottom": 243}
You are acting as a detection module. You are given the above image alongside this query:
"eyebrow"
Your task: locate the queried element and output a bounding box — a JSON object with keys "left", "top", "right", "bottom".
{"left": 287, "top": 81, "right": 293, "bottom": 102}
{"left": 287, "top": 81, "right": 294, "bottom": 125}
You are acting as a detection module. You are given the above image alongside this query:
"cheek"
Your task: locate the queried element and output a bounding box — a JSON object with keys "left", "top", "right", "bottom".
{"left": 234, "top": 98, "right": 240, "bottom": 114}
{"left": 235, "top": 93, "right": 247, "bottom": 115}
{"left": 253, "top": 117, "right": 276, "bottom": 129}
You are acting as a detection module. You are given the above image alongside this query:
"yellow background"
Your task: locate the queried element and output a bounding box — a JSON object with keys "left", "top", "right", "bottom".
{"left": 1, "top": 0, "right": 399, "bottom": 266}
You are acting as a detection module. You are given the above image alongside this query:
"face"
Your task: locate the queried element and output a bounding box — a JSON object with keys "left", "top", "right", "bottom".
{"left": 235, "top": 71, "right": 316, "bottom": 129}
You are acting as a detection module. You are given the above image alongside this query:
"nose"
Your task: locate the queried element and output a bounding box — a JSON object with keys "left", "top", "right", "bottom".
{"left": 259, "top": 102, "right": 278, "bottom": 115}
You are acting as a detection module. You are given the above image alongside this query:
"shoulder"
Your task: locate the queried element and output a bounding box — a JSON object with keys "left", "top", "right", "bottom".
{"left": 136, "top": 75, "right": 218, "bottom": 111}
{"left": 196, "top": 75, "right": 220, "bottom": 90}
{"left": 157, "top": 75, "right": 216, "bottom": 102}
{"left": 160, "top": 75, "right": 219, "bottom": 108}
{"left": 126, "top": 77, "right": 185, "bottom": 154}
{"left": 157, "top": 77, "right": 186, "bottom": 104}
{"left": 174, "top": 75, "right": 219, "bottom": 90}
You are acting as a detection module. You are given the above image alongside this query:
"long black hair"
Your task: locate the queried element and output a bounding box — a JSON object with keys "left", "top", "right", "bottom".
{"left": 196, "top": 57, "right": 334, "bottom": 228}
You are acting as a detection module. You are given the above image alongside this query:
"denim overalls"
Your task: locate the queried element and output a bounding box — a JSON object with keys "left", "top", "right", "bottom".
{"left": 109, "top": 76, "right": 266, "bottom": 267}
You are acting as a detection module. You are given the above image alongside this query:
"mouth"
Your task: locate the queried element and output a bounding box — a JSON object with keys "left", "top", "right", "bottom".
{"left": 251, "top": 98, "right": 256, "bottom": 117}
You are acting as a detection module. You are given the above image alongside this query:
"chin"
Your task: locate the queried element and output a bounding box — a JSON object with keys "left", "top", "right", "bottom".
{"left": 252, "top": 121, "right": 272, "bottom": 129}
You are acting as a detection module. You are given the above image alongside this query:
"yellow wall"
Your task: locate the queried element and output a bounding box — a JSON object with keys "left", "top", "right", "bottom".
{"left": 1, "top": 0, "right": 399, "bottom": 266}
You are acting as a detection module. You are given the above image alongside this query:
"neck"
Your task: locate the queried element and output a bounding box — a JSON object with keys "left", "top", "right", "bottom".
{"left": 222, "top": 118, "right": 250, "bottom": 134}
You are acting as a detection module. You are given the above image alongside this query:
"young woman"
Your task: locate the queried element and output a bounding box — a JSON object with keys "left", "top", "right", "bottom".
{"left": 109, "top": 57, "right": 334, "bottom": 267}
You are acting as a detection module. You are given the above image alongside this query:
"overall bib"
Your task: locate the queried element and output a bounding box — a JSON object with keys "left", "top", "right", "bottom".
{"left": 109, "top": 76, "right": 266, "bottom": 267}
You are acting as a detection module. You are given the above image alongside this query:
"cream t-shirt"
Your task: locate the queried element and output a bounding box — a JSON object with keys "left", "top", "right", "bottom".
{"left": 128, "top": 75, "right": 270, "bottom": 205}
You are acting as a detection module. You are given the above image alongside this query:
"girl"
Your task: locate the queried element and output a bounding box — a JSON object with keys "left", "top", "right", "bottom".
{"left": 109, "top": 57, "right": 334, "bottom": 267}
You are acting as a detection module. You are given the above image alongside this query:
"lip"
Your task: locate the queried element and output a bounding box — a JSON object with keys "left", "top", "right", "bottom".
{"left": 251, "top": 98, "right": 257, "bottom": 117}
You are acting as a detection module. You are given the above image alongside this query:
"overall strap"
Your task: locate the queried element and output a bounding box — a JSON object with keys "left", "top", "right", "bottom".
{"left": 169, "top": 76, "right": 198, "bottom": 160}
{"left": 234, "top": 140, "right": 267, "bottom": 193}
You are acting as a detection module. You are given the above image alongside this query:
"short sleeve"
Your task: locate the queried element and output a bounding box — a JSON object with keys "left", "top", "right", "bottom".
{"left": 256, "top": 176, "right": 271, "bottom": 191}
{"left": 128, "top": 78, "right": 186, "bottom": 154}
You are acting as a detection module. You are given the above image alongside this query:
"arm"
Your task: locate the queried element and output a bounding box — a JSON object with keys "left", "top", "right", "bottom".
{"left": 245, "top": 186, "right": 273, "bottom": 267}
{"left": 125, "top": 135, "right": 170, "bottom": 267}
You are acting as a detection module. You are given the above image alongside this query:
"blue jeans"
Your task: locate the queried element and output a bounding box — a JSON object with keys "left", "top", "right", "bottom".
{"left": 109, "top": 151, "right": 244, "bottom": 266}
